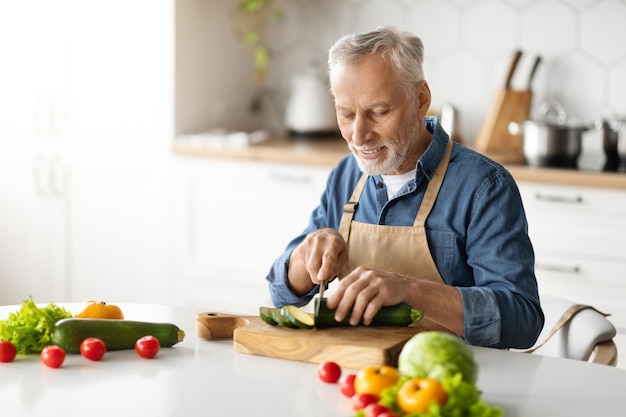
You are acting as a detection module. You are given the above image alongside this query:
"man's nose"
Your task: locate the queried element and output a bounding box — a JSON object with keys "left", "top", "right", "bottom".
{"left": 351, "top": 115, "right": 369, "bottom": 145}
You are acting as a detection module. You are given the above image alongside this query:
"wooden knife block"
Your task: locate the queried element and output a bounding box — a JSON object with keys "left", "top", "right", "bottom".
{"left": 475, "top": 88, "right": 532, "bottom": 164}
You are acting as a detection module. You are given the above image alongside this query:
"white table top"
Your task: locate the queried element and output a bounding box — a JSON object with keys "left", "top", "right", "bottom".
{"left": 1, "top": 303, "right": 625, "bottom": 416}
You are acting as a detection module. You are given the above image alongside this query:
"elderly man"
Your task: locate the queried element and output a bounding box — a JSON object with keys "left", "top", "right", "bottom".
{"left": 266, "top": 26, "right": 543, "bottom": 349}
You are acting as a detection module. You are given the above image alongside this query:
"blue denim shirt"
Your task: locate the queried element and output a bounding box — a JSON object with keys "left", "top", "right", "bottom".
{"left": 266, "top": 117, "right": 544, "bottom": 349}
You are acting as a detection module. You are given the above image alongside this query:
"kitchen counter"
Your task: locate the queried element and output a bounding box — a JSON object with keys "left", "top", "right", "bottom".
{"left": 173, "top": 136, "right": 626, "bottom": 190}
{"left": 2, "top": 302, "right": 625, "bottom": 416}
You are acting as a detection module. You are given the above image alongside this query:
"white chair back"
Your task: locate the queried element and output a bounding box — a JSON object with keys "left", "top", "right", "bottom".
{"left": 524, "top": 294, "right": 617, "bottom": 366}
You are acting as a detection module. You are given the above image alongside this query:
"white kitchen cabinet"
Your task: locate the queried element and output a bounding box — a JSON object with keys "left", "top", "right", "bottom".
{"left": 168, "top": 156, "right": 331, "bottom": 314}
{"left": 0, "top": 0, "right": 69, "bottom": 304}
{"left": 0, "top": 0, "right": 260, "bottom": 307}
{"left": 517, "top": 181, "right": 626, "bottom": 368}
{"left": 0, "top": 0, "right": 176, "bottom": 305}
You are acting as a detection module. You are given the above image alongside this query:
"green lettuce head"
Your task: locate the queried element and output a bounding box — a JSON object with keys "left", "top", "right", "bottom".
{"left": 398, "top": 331, "right": 478, "bottom": 384}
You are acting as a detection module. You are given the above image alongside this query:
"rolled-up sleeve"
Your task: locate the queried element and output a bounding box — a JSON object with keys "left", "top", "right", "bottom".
{"left": 461, "top": 169, "right": 544, "bottom": 349}
{"left": 266, "top": 248, "right": 318, "bottom": 307}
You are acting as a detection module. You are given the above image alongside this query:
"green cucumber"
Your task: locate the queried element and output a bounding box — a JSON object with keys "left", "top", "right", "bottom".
{"left": 269, "top": 308, "right": 297, "bottom": 328}
{"left": 259, "top": 306, "right": 278, "bottom": 325}
{"left": 52, "top": 318, "right": 185, "bottom": 353}
{"left": 280, "top": 305, "right": 314, "bottom": 329}
{"left": 314, "top": 298, "right": 423, "bottom": 328}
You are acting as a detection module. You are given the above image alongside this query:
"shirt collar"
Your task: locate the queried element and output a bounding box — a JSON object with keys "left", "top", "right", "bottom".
{"left": 416, "top": 116, "right": 450, "bottom": 181}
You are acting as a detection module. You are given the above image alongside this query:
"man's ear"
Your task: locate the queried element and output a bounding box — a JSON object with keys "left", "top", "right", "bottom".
{"left": 416, "top": 80, "right": 432, "bottom": 117}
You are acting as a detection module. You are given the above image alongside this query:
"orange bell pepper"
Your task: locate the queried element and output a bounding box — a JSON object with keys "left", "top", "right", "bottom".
{"left": 75, "top": 301, "right": 124, "bottom": 319}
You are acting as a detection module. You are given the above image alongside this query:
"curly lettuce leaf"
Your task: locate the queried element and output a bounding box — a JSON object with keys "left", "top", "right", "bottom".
{"left": 355, "top": 373, "right": 502, "bottom": 417}
{"left": 0, "top": 296, "right": 73, "bottom": 354}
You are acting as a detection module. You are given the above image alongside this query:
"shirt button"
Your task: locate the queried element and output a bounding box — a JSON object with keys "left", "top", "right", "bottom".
{"left": 376, "top": 182, "right": 384, "bottom": 189}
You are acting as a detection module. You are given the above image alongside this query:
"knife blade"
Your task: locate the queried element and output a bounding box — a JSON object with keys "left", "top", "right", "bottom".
{"left": 316, "top": 279, "right": 326, "bottom": 319}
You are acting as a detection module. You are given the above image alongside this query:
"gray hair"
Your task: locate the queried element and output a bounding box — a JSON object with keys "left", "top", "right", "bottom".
{"left": 328, "top": 26, "right": 425, "bottom": 98}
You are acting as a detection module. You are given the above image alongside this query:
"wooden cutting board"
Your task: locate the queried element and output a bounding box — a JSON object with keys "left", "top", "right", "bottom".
{"left": 196, "top": 312, "right": 424, "bottom": 369}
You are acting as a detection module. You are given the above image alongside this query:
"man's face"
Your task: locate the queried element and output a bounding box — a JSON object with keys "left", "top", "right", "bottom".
{"left": 330, "top": 53, "right": 429, "bottom": 175}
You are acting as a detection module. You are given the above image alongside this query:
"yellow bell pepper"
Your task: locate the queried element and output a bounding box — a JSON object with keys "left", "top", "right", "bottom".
{"left": 75, "top": 301, "right": 124, "bottom": 319}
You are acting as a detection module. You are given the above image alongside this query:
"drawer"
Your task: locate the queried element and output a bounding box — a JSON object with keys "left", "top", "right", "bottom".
{"left": 535, "top": 253, "right": 626, "bottom": 330}
{"left": 519, "top": 183, "right": 626, "bottom": 260}
{"left": 518, "top": 182, "right": 626, "bottom": 218}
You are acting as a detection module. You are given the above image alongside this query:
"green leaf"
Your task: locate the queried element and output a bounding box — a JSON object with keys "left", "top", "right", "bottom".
{"left": 0, "top": 296, "right": 73, "bottom": 355}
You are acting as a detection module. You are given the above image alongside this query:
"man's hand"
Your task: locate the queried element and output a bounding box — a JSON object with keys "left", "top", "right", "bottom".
{"left": 325, "top": 266, "right": 464, "bottom": 335}
{"left": 287, "top": 228, "right": 348, "bottom": 295}
{"left": 326, "top": 266, "right": 411, "bottom": 325}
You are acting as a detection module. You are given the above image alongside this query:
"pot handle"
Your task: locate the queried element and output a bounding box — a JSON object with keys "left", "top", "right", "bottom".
{"left": 538, "top": 100, "right": 567, "bottom": 123}
{"left": 508, "top": 121, "right": 523, "bottom": 135}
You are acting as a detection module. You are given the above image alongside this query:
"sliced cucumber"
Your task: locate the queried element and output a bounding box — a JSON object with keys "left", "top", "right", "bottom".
{"left": 280, "top": 305, "right": 314, "bottom": 329}
{"left": 259, "top": 306, "right": 278, "bottom": 325}
{"left": 270, "top": 307, "right": 297, "bottom": 328}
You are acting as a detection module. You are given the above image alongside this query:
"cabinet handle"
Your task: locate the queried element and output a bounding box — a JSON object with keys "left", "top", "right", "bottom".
{"left": 33, "top": 154, "right": 48, "bottom": 197}
{"left": 536, "top": 263, "right": 580, "bottom": 274}
{"left": 534, "top": 192, "right": 583, "bottom": 204}
{"left": 48, "top": 155, "right": 63, "bottom": 198}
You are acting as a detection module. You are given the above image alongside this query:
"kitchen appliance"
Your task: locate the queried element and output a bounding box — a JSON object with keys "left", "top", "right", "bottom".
{"left": 196, "top": 312, "right": 421, "bottom": 369}
{"left": 509, "top": 101, "right": 588, "bottom": 168}
{"left": 284, "top": 62, "right": 338, "bottom": 137}
{"left": 475, "top": 51, "right": 542, "bottom": 163}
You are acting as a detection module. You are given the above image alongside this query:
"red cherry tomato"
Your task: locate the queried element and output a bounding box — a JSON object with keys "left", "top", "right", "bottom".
{"left": 340, "top": 373, "right": 357, "bottom": 397}
{"left": 135, "top": 335, "right": 160, "bottom": 359}
{"left": 351, "top": 393, "right": 379, "bottom": 411}
{"left": 0, "top": 341, "right": 17, "bottom": 363}
{"left": 80, "top": 337, "right": 107, "bottom": 361}
{"left": 40, "top": 345, "right": 66, "bottom": 368}
{"left": 317, "top": 361, "right": 342, "bottom": 383}
{"left": 364, "top": 403, "right": 393, "bottom": 417}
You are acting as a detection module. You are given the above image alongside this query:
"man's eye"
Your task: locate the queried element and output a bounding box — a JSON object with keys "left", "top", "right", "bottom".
{"left": 372, "top": 110, "right": 389, "bottom": 118}
{"left": 338, "top": 113, "right": 355, "bottom": 121}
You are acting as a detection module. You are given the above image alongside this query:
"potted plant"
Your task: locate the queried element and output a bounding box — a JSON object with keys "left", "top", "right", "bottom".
{"left": 233, "top": 0, "right": 293, "bottom": 83}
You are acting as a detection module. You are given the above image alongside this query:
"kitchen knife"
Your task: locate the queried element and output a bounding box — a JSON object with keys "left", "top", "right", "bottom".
{"left": 316, "top": 276, "right": 338, "bottom": 318}
{"left": 527, "top": 55, "right": 542, "bottom": 89}
{"left": 316, "top": 279, "right": 326, "bottom": 318}
{"left": 504, "top": 50, "right": 523, "bottom": 89}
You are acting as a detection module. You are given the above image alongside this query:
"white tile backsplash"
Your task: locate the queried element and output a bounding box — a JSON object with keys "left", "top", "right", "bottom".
{"left": 246, "top": 0, "right": 626, "bottom": 144}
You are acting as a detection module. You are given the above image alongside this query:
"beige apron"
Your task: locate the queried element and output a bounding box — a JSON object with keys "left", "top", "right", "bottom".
{"left": 337, "top": 139, "right": 453, "bottom": 331}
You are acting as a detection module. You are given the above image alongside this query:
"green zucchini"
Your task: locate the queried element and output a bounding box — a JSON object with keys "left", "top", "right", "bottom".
{"left": 314, "top": 298, "right": 423, "bottom": 328}
{"left": 52, "top": 318, "right": 185, "bottom": 353}
{"left": 259, "top": 306, "right": 278, "bottom": 325}
{"left": 269, "top": 308, "right": 297, "bottom": 328}
{"left": 280, "top": 305, "right": 314, "bottom": 329}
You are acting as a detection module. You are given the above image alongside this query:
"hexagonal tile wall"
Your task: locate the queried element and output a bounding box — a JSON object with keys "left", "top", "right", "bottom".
{"left": 263, "top": 0, "right": 626, "bottom": 145}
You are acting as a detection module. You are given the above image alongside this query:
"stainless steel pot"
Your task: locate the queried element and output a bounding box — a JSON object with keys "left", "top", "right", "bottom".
{"left": 509, "top": 101, "right": 589, "bottom": 168}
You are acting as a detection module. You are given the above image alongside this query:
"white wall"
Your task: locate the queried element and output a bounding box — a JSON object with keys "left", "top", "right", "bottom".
{"left": 214, "top": 0, "right": 626, "bottom": 145}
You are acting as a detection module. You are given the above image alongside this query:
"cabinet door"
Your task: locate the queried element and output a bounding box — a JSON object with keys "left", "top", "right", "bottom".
{"left": 535, "top": 254, "right": 626, "bottom": 329}
{"left": 518, "top": 182, "right": 626, "bottom": 261}
{"left": 0, "top": 0, "right": 69, "bottom": 304}
{"left": 61, "top": 154, "right": 172, "bottom": 304}
{"left": 170, "top": 158, "right": 331, "bottom": 313}
{"left": 0, "top": 154, "right": 67, "bottom": 304}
